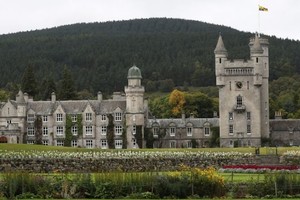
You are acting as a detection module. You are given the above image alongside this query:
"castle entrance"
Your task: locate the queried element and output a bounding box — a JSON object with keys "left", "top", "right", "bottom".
{"left": 0, "top": 136, "right": 8, "bottom": 143}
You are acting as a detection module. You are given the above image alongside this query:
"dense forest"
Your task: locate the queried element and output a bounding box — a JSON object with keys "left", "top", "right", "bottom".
{"left": 0, "top": 18, "right": 300, "bottom": 118}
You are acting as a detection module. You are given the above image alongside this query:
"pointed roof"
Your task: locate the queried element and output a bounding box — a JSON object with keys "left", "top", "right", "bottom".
{"left": 214, "top": 34, "right": 228, "bottom": 55}
{"left": 251, "top": 34, "right": 263, "bottom": 54}
{"left": 16, "top": 90, "right": 26, "bottom": 103}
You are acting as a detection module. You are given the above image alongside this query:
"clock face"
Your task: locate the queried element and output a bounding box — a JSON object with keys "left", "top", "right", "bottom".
{"left": 236, "top": 81, "right": 243, "bottom": 89}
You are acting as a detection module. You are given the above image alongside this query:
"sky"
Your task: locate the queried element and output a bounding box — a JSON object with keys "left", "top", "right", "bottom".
{"left": 0, "top": 0, "right": 299, "bottom": 41}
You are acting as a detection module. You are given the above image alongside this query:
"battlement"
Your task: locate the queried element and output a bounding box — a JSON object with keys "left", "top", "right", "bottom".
{"left": 225, "top": 67, "right": 253, "bottom": 76}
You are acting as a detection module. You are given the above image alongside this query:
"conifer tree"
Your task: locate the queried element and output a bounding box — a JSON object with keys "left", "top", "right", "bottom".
{"left": 58, "top": 66, "right": 77, "bottom": 100}
{"left": 21, "top": 65, "right": 37, "bottom": 97}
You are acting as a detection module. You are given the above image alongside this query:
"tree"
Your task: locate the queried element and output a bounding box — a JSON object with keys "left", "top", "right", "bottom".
{"left": 168, "top": 89, "right": 186, "bottom": 117}
{"left": 0, "top": 89, "right": 10, "bottom": 101}
{"left": 21, "top": 65, "right": 37, "bottom": 97}
{"left": 58, "top": 66, "right": 77, "bottom": 100}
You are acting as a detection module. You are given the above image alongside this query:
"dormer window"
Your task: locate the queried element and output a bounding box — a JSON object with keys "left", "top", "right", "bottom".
{"left": 115, "top": 112, "right": 122, "bottom": 121}
{"left": 56, "top": 113, "right": 63, "bottom": 122}
{"left": 86, "top": 113, "right": 92, "bottom": 122}
{"left": 27, "top": 114, "right": 35, "bottom": 122}
{"left": 170, "top": 127, "right": 176, "bottom": 136}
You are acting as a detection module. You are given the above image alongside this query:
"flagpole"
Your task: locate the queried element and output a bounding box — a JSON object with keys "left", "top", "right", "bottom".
{"left": 258, "top": 5, "right": 260, "bottom": 37}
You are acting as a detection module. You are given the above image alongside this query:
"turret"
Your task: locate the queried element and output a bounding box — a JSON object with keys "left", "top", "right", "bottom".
{"left": 214, "top": 34, "right": 227, "bottom": 86}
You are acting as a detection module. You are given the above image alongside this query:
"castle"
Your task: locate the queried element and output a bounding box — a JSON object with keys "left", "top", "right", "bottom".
{"left": 0, "top": 35, "right": 298, "bottom": 148}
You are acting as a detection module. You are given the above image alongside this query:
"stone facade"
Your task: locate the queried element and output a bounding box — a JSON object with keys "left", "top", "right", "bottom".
{"left": 215, "top": 34, "right": 270, "bottom": 147}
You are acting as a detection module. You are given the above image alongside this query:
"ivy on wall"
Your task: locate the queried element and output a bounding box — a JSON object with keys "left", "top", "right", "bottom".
{"left": 107, "top": 114, "right": 115, "bottom": 149}
{"left": 135, "top": 126, "right": 143, "bottom": 148}
{"left": 144, "top": 128, "right": 154, "bottom": 148}
{"left": 34, "top": 116, "right": 43, "bottom": 144}
{"left": 65, "top": 114, "right": 83, "bottom": 147}
{"left": 122, "top": 125, "right": 127, "bottom": 149}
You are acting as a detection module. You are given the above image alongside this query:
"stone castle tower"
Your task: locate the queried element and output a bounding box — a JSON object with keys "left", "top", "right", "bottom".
{"left": 215, "top": 34, "right": 269, "bottom": 147}
{"left": 125, "top": 65, "right": 146, "bottom": 148}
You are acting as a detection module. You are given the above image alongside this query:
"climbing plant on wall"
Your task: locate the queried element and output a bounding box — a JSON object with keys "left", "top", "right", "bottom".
{"left": 135, "top": 125, "right": 143, "bottom": 148}
{"left": 107, "top": 114, "right": 115, "bottom": 149}
{"left": 34, "top": 116, "right": 43, "bottom": 144}
{"left": 65, "top": 114, "right": 83, "bottom": 147}
{"left": 144, "top": 127, "right": 154, "bottom": 148}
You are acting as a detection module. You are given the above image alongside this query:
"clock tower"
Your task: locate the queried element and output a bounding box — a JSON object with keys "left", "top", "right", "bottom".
{"left": 215, "top": 34, "right": 269, "bottom": 147}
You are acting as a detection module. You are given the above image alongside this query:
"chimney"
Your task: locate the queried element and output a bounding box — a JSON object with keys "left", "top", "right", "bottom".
{"left": 181, "top": 113, "right": 186, "bottom": 121}
{"left": 275, "top": 111, "right": 282, "bottom": 119}
{"left": 51, "top": 92, "right": 56, "bottom": 103}
{"left": 213, "top": 111, "right": 218, "bottom": 118}
{"left": 97, "top": 91, "right": 103, "bottom": 102}
{"left": 24, "top": 93, "right": 29, "bottom": 103}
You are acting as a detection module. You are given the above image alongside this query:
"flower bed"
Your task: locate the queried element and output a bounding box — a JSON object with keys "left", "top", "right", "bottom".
{"left": 220, "top": 164, "right": 300, "bottom": 173}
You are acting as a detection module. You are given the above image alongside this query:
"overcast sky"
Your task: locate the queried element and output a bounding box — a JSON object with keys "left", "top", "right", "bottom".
{"left": 0, "top": 0, "right": 299, "bottom": 41}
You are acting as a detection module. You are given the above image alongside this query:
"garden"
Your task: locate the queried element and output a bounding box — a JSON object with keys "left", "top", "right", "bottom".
{"left": 1, "top": 145, "right": 300, "bottom": 199}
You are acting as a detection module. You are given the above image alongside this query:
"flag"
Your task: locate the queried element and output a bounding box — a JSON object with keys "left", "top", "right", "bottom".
{"left": 259, "top": 5, "right": 268, "bottom": 12}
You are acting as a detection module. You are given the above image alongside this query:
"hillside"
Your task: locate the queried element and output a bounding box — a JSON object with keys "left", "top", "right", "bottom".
{"left": 0, "top": 18, "right": 300, "bottom": 98}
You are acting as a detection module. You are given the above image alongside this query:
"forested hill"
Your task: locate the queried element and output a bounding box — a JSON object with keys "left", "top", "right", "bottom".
{"left": 0, "top": 18, "right": 300, "bottom": 98}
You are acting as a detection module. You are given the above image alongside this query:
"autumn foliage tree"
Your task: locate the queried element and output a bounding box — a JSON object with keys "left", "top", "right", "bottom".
{"left": 168, "top": 89, "right": 186, "bottom": 117}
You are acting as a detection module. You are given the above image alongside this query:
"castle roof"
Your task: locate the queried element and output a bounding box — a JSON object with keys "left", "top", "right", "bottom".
{"left": 127, "top": 65, "right": 142, "bottom": 79}
{"left": 214, "top": 35, "right": 228, "bottom": 55}
{"left": 250, "top": 34, "right": 263, "bottom": 54}
{"left": 147, "top": 117, "right": 219, "bottom": 128}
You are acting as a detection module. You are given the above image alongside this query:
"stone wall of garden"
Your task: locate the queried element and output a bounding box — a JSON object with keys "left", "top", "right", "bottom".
{"left": 0, "top": 156, "right": 260, "bottom": 173}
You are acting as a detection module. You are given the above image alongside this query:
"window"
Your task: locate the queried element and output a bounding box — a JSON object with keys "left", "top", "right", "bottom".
{"left": 72, "top": 140, "right": 77, "bottom": 147}
{"left": 132, "top": 125, "right": 136, "bottom": 135}
{"left": 27, "top": 127, "right": 35, "bottom": 136}
{"left": 247, "top": 124, "right": 251, "bottom": 134}
{"left": 237, "top": 95, "right": 243, "bottom": 106}
{"left": 72, "top": 126, "right": 78, "bottom": 135}
{"left": 170, "top": 141, "right": 176, "bottom": 148}
{"left": 27, "top": 140, "right": 35, "bottom": 144}
{"left": 42, "top": 140, "right": 48, "bottom": 146}
{"left": 247, "top": 112, "right": 251, "bottom": 120}
{"left": 86, "top": 140, "right": 93, "bottom": 148}
{"left": 71, "top": 115, "right": 77, "bottom": 122}
{"left": 187, "top": 127, "right": 192, "bottom": 136}
{"left": 7, "top": 120, "right": 11, "bottom": 125}
{"left": 229, "top": 125, "right": 233, "bottom": 135}
{"left": 43, "top": 127, "right": 48, "bottom": 136}
{"left": 229, "top": 140, "right": 233, "bottom": 147}
{"left": 132, "top": 138, "right": 137, "bottom": 148}
{"left": 101, "top": 115, "right": 107, "bottom": 121}
{"left": 101, "top": 126, "right": 107, "bottom": 135}
{"left": 43, "top": 115, "right": 48, "bottom": 122}
{"left": 56, "top": 126, "right": 63, "bottom": 136}
{"left": 229, "top": 112, "right": 233, "bottom": 120}
{"left": 256, "top": 57, "right": 258, "bottom": 63}
{"left": 115, "top": 125, "right": 123, "bottom": 135}
{"left": 115, "top": 139, "right": 123, "bottom": 149}
{"left": 204, "top": 127, "right": 210, "bottom": 136}
{"left": 170, "top": 127, "right": 176, "bottom": 136}
{"left": 86, "top": 126, "right": 93, "bottom": 135}
{"left": 56, "top": 140, "right": 64, "bottom": 146}
{"left": 153, "top": 127, "right": 159, "bottom": 137}
{"left": 219, "top": 58, "right": 222, "bottom": 63}
{"left": 27, "top": 114, "right": 35, "bottom": 122}
{"left": 115, "top": 112, "right": 122, "bottom": 121}
{"left": 56, "top": 113, "right": 63, "bottom": 122}
{"left": 187, "top": 141, "right": 192, "bottom": 148}
{"left": 101, "top": 139, "right": 108, "bottom": 149}
{"left": 86, "top": 113, "right": 92, "bottom": 121}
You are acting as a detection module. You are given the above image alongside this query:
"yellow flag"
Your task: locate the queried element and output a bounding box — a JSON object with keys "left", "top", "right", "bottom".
{"left": 259, "top": 5, "right": 268, "bottom": 12}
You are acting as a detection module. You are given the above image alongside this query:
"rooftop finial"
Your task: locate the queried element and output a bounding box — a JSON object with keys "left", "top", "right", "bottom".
{"left": 214, "top": 34, "right": 228, "bottom": 55}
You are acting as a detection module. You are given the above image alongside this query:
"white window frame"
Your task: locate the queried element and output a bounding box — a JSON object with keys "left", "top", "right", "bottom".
{"left": 56, "top": 126, "right": 64, "bottom": 136}
{"left": 115, "top": 112, "right": 122, "bottom": 121}
{"left": 115, "top": 139, "right": 123, "bottom": 149}
{"left": 72, "top": 140, "right": 77, "bottom": 147}
{"left": 101, "top": 115, "right": 107, "bottom": 121}
{"left": 42, "top": 140, "right": 48, "bottom": 145}
{"left": 27, "top": 127, "right": 35, "bottom": 136}
{"left": 115, "top": 125, "right": 123, "bottom": 135}
{"left": 187, "top": 127, "right": 192, "bottom": 136}
{"left": 56, "top": 140, "right": 64, "bottom": 146}
{"left": 204, "top": 127, "right": 210, "bottom": 136}
{"left": 27, "top": 140, "right": 35, "bottom": 144}
{"left": 101, "top": 139, "right": 108, "bottom": 149}
{"left": 229, "top": 124, "right": 234, "bottom": 135}
{"left": 71, "top": 115, "right": 77, "bottom": 122}
{"left": 43, "top": 127, "right": 48, "bottom": 136}
{"left": 72, "top": 126, "right": 78, "bottom": 136}
{"left": 42, "top": 115, "right": 48, "bottom": 123}
{"left": 86, "top": 113, "right": 92, "bottom": 122}
{"left": 101, "top": 126, "right": 107, "bottom": 135}
{"left": 27, "top": 114, "right": 35, "bottom": 122}
{"left": 153, "top": 127, "right": 159, "bottom": 137}
{"left": 56, "top": 113, "right": 63, "bottom": 122}
{"left": 85, "top": 139, "right": 93, "bottom": 148}
{"left": 132, "top": 138, "right": 137, "bottom": 148}
{"left": 85, "top": 126, "right": 93, "bottom": 135}
{"left": 170, "top": 127, "right": 176, "bottom": 136}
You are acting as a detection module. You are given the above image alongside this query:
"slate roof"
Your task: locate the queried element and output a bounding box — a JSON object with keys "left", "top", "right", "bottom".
{"left": 147, "top": 117, "right": 219, "bottom": 128}
{"left": 270, "top": 119, "right": 300, "bottom": 131}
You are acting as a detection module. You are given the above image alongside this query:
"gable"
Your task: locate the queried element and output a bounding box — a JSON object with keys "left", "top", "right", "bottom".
{"left": 1, "top": 101, "right": 17, "bottom": 116}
